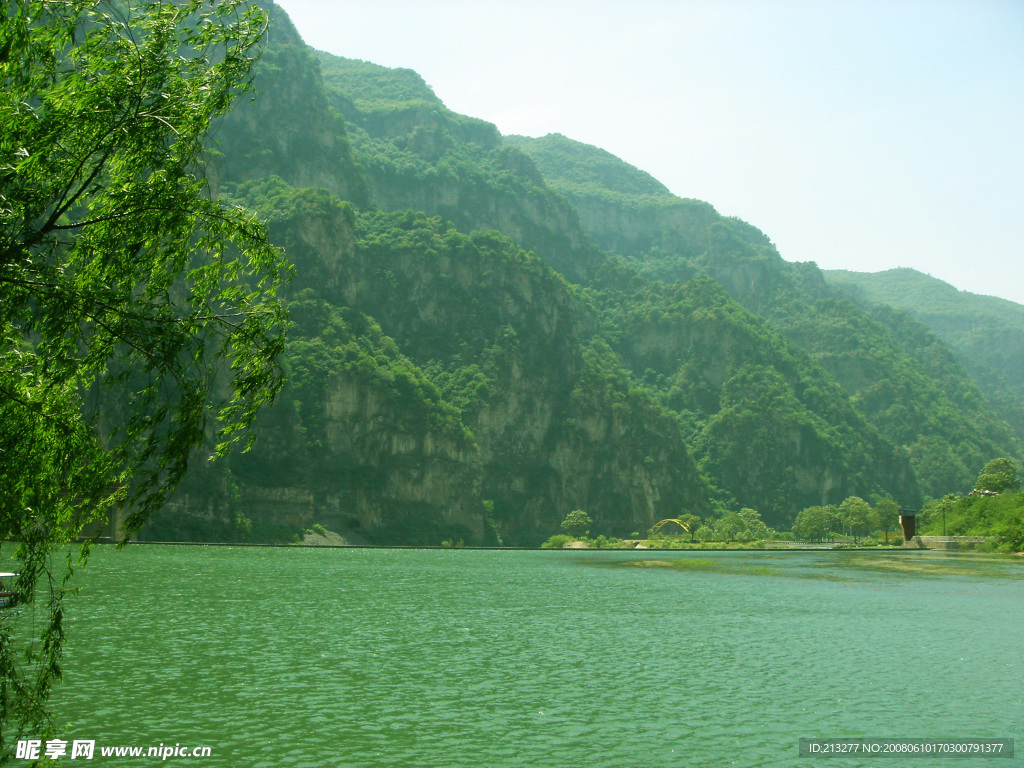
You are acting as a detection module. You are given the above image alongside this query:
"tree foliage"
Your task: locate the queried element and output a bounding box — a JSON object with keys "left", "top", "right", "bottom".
{"left": 974, "top": 458, "right": 1020, "bottom": 494}
{"left": 0, "top": 0, "right": 288, "bottom": 750}
{"left": 839, "top": 496, "right": 872, "bottom": 543}
{"left": 826, "top": 267, "right": 1024, "bottom": 444}
{"left": 919, "top": 482, "right": 1024, "bottom": 553}
{"left": 873, "top": 498, "right": 901, "bottom": 543}
{"left": 509, "top": 132, "right": 1024, "bottom": 502}
{"left": 560, "top": 509, "right": 592, "bottom": 538}
{"left": 677, "top": 513, "right": 701, "bottom": 541}
{"left": 792, "top": 505, "right": 830, "bottom": 542}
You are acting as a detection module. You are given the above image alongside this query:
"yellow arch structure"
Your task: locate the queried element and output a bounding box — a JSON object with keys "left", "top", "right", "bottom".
{"left": 650, "top": 518, "right": 692, "bottom": 536}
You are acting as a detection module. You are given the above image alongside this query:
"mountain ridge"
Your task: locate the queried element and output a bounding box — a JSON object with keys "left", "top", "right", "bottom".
{"left": 825, "top": 267, "right": 1024, "bottom": 442}
{"left": 505, "top": 132, "right": 1023, "bottom": 499}
{"left": 144, "top": 4, "right": 1021, "bottom": 544}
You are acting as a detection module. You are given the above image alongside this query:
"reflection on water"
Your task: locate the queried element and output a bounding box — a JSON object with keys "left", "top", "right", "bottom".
{"left": 612, "top": 550, "right": 1024, "bottom": 581}
{"left": 55, "top": 546, "right": 1023, "bottom": 767}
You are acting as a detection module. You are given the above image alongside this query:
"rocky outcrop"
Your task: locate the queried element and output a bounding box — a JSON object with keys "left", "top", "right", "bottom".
{"left": 209, "top": 4, "right": 367, "bottom": 205}
{"left": 153, "top": 201, "right": 710, "bottom": 545}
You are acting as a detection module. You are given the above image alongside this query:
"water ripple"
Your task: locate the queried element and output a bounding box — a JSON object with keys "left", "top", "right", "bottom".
{"left": 53, "top": 547, "right": 1024, "bottom": 766}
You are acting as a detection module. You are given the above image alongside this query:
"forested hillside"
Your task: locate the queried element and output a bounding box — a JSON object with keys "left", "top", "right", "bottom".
{"left": 825, "top": 268, "right": 1024, "bottom": 443}
{"left": 506, "top": 133, "right": 1023, "bottom": 499}
{"left": 144, "top": 3, "right": 1021, "bottom": 544}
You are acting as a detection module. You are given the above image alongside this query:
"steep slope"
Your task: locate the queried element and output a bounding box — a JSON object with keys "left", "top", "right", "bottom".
{"left": 593, "top": 273, "right": 918, "bottom": 521}
{"left": 152, "top": 177, "right": 712, "bottom": 545}
{"left": 313, "top": 52, "right": 607, "bottom": 286}
{"left": 328, "top": 208, "right": 712, "bottom": 543}
{"left": 144, "top": 5, "right": 1005, "bottom": 543}
{"left": 826, "top": 268, "right": 1024, "bottom": 441}
{"left": 307, "top": 54, "right": 927, "bottom": 518}
{"left": 507, "top": 133, "right": 1023, "bottom": 497}
{"left": 208, "top": 7, "right": 367, "bottom": 204}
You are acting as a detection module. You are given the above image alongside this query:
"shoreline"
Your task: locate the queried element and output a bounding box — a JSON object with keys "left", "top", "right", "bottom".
{"left": 84, "top": 540, "right": 1009, "bottom": 555}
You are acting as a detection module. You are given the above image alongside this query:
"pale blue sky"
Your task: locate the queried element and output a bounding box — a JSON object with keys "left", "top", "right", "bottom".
{"left": 275, "top": 0, "right": 1024, "bottom": 304}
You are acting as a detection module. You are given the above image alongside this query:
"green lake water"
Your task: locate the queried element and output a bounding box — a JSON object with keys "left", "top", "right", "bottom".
{"left": 51, "top": 546, "right": 1023, "bottom": 766}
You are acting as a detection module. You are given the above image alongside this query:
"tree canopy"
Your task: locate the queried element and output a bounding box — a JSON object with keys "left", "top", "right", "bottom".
{"left": 1, "top": 0, "right": 288, "bottom": 750}
{"left": 561, "top": 510, "right": 592, "bottom": 538}
{"left": 974, "top": 458, "right": 1020, "bottom": 494}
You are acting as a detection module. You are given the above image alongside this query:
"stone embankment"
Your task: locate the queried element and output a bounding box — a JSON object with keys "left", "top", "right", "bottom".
{"left": 903, "top": 536, "right": 994, "bottom": 551}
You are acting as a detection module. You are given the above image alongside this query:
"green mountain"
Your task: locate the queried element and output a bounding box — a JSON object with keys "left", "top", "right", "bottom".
{"left": 825, "top": 267, "right": 1024, "bottom": 442}
{"left": 143, "top": 4, "right": 1021, "bottom": 544}
{"left": 505, "top": 133, "right": 1023, "bottom": 500}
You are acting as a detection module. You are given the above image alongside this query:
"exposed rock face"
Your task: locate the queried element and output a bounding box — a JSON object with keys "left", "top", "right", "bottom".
{"left": 238, "top": 486, "right": 316, "bottom": 529}
{"left": 325, "top": 213, "right": 709, "bottom": 543}
{"left": 209, "top": 5, "right": 367, "bottom": 205}
{"left": 303, "top": 370, "right": 486, "bottom": 543}
{"left": 156, "top": 198, "right": 709, "bottom": 545}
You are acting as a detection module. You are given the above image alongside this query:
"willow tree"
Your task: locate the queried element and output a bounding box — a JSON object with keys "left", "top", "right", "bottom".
{"left": 0, "top": 0, "right": 289, "bottom": 751}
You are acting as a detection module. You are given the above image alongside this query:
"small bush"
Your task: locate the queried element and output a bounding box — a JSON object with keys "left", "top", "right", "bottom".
{"left": 541, "top": 534, "right": 573, "bottom": 549}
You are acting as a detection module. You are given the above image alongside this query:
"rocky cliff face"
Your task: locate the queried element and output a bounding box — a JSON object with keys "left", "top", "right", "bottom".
{"left": 209, "top": 5, "right": 367, "bottom": 205}
{"left": 325, "top": 213, "right": 709, "bottom": 543}
{"left": 297, "top": 368, "right": 484, "bottom": 543}
{"left": 160, "top": 366, "right": 487, "bottom": 545}
{"left": 154, "top": 187, "right": 710, "bottom": 545}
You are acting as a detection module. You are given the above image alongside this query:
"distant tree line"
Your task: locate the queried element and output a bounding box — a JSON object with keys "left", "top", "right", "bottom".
{"left": 791, "top": 458, "right": 1022, "bottom": 549}
{"left": 792, "top": 497, "right": 900, "bottom": 544}
{"left": 545, "top": 458, "right": 1022, "bottom": 551}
